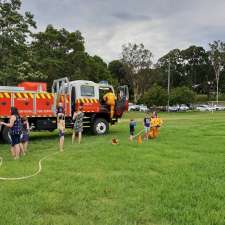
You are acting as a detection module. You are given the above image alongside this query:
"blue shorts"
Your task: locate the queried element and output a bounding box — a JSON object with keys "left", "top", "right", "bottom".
{"left": 10, "top": 134, "right": 21, "bottom": 147}
{"left": 59, "top": 130, "right": 64, "bottom": 137}
{"left": 21, "top": 133, "right": 29, "bottom": 143}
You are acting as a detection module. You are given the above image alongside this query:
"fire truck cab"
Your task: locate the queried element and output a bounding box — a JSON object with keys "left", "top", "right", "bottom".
{"left": 0, "top": 77, "right": 129, "bottom": 143}
{"left": 52, "top": 78, "right": 129, "bottom": 135}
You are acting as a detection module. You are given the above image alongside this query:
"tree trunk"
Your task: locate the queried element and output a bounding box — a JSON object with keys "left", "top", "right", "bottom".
{"left": 133, "top": 88, "right": 138, "bottom": 103}
{"left": 216, "top": 78, "right": 219, "bottom": 105}
{"left": 133, "top": 85, "right": 142, "bottom": 103}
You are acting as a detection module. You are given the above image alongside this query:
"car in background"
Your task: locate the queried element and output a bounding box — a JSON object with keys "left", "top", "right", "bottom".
{"left": 128, "top": 103, "right": 149, "bottom": 112}
{"left": 128, "top": 104, "right": 140, "bottom": 111}
{"left": 179, "top": 104, "right": 189, "bottom": 111}
{"left": 196, "top": 104, "right": 216, "bottom": 112}
{"left": 168, "top": 105, "right": 179, "bottom": 112}
{"left": 168, "top": 104, "right": 189, "bottom": 112}
{"left": 139, "top": 104, "right": 149, "bottom": 112}
{"left": 214, "top": 105, "right": 225, "bottom": 111}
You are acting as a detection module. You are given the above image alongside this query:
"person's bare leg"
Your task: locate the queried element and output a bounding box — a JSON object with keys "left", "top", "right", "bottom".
{"left": 60, "top": 137, "right": 64, "bottom": 151}
{"left": 13, "top": 146, "right": 17, "bottom": 160}
{"left": 10, "top": 146, "right": 15, "bottom": 157}
{"left": 24, "top": 142, "right": 28, "bottom": 152}
{"left": 78, "top": 132, "right": 82, "bottom": 144}
{"left": 14, "top": 144, "right": 20, "bottom": 159}
{"left": 72, "top": 131, "right": 75, "bottom": 144}
{"left": 20, "top": 143, "right": 25, "bottom": 155}
{"left": 129, "top": 135, "right": 133, "bottom": 141}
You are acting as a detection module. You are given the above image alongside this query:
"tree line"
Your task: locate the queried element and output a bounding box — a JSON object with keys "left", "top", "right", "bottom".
{"left": 1, "top": 0, "right": 225, "bottom": 106}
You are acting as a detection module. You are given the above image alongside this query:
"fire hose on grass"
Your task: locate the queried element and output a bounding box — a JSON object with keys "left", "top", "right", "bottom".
{"left": 0, "top": 152, "right": 58, "bottom": 181}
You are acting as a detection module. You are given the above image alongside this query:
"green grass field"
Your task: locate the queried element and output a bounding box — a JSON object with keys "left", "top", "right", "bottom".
{"left": 0, "top": 112, "right": 225, "bottom": 225}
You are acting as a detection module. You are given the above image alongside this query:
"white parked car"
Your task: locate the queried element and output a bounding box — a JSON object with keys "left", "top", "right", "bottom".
{"left": 128, "top": 104, "right": 140, "bottom": 111}
{"left": 196, "top": 105, "right": 216, "bottom": 112}
{"left": 168, "top": 105, "right": 179, "bottom": 112}
{"left": 179, "top": 104, "right": 189, "bottom": 111}
{"left": 214, "top": 105, "right": 225, "bottom": 111}
{"left": 139, "top": 104, "right": 149, "bottom": 112}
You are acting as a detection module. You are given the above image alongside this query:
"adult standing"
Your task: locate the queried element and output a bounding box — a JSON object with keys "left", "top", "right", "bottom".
{"left": 72, "top": 106, "right": 84, "bottom": 144}
{"left": 0, "top": 107, "right": 23, "bottom": 159}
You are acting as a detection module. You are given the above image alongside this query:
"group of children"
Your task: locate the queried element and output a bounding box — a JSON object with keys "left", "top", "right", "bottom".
{"left": 57, "top": 103, "right": 84, "bottom": 152}
{"left": 129, "top": 111, "right": 159, "bottom": 141}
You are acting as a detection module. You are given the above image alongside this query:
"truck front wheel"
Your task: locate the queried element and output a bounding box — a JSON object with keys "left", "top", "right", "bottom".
{"left": 2, "top": 126, "right": 11, "bottom": 144}
{"left": 92, "top": 118, "right": 109, "bottom": 135}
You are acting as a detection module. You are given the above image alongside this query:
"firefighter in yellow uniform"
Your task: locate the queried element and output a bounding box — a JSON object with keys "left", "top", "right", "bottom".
{"left": 103, "top": 89, "right": 116, "bottom": 119}
{"left": 149, "top": 112, "right": 163, "bottom": 139}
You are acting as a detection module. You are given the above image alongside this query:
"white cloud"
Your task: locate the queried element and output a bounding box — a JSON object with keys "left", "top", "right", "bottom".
{"left": 21, "top": 0, "right": 225, "bottom": 62}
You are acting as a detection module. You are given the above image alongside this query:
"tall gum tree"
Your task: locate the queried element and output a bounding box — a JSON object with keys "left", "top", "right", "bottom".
{"left": 121, "top": 43, "right": 153, "bottom": 103}
{"left": 209, "top": 40, "right": 225, "bottom": 104}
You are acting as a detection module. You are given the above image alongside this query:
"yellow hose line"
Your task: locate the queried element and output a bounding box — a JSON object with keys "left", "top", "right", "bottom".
{"left": 133, "top": 129, "right": 145, "bottom": 139}
{"left": 0, "top": 152, "right": 58, "bottom": 181}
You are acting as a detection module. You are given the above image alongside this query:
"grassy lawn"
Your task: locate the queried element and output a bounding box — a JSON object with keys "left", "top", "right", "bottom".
{"left": 0, "top": 111, "right": 225, "bottom": 225}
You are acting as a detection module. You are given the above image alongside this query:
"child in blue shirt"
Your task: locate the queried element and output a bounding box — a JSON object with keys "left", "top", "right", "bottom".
{"left": 129, "top": 119, "right": 136, "bottom": 141}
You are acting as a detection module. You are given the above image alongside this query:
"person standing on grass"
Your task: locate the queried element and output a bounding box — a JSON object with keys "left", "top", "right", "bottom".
{"left": 58, "top": 115, "right": 65, "bottom": 151}
{"left": 129, "top": 118, "right": 136, "bottom": 141}
{"left": 72, "top": 106, "right": 84, "bottom": 144}
{"left": 20, "top": 117, "right": 30, "bottom": 153}
{"left": 0, "top": 107, "right": 24, "bottom": 159}
{"left": 144, "top": 113, "right": 151, "bottom": 140}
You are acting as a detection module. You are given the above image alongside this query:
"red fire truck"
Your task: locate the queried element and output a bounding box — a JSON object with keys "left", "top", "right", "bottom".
{"left": 0, "top": 78, "right": 129, "bottom": 143}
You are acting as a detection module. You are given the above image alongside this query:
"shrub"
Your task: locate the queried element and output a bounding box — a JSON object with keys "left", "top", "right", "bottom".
{"left": 142, "top": 84, "right": 167, "bottom": 107}
{"left": 170, "top": 86, "right": 196, "bottom": 105}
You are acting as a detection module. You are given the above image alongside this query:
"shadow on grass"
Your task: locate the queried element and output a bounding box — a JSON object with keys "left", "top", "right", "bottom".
{"left": 29, "top": 128, "right": 122, "bottom": 142}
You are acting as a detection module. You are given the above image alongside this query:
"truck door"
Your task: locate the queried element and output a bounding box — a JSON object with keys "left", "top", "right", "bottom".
{"left": 71, "top": 86, "right": 76, "bottom": 115}
{"left": 115, "top": 85, "right": 129, "bottom": 117}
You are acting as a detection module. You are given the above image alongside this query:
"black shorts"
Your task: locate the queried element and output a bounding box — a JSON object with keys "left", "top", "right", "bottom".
{"left": 10, "top": 134, "right": 21, "bottom": 147}
{"left": 130, "top": 130, "right": 134, "bottom": 136}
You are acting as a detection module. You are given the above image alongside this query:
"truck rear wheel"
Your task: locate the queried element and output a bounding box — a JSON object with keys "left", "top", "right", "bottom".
{"left": 92, "top": 118, "right": 109, "bottom": 135}
{"left": 2, "top": 126, "right": 11, "bottom": 144}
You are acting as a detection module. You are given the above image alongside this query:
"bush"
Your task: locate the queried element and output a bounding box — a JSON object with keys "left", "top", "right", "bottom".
{"left": 195, "top": 94, "right": 208, "bottom": 103}
{"left": 170, "top": 86, "right": 196, "bottom": 105}
{"left": 142, "top": 84, "right": 167, "bottom": 107}
{"left": 195, "top": 94, "right": 225, "bottom": 103}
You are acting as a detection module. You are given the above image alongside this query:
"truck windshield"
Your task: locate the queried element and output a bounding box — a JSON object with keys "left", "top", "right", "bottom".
{"left": 81, "top": 85, "right": 95, "bottom": 97}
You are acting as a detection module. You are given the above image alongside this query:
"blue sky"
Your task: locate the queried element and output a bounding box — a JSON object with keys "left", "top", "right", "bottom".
{"left": 21, "top": 0, "right": 225, "bottom": 62}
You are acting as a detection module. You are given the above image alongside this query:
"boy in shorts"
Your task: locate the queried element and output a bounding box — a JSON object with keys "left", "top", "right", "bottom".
{"left": 144, "top": 114, "right": 150, "bottom": 140}
{"left": 129, "top": 119, "right": 136, "bottom": 141}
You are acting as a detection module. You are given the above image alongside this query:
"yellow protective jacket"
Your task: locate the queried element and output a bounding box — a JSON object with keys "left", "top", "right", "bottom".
{"left": 103, "top": 92, "right": 116, "bottom": 105}
{"left": 151, "top": 117, "right": 163, "bottom": 127}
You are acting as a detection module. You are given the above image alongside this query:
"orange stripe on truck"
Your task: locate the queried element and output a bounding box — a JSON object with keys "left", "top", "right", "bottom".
{"left": 4, "top": 93, "right": 10, "bottom": 98}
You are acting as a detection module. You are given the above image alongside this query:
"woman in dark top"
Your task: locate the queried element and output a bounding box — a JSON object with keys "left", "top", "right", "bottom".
{"left": 0, "top": 107, "right": 23, "bottom": 159}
